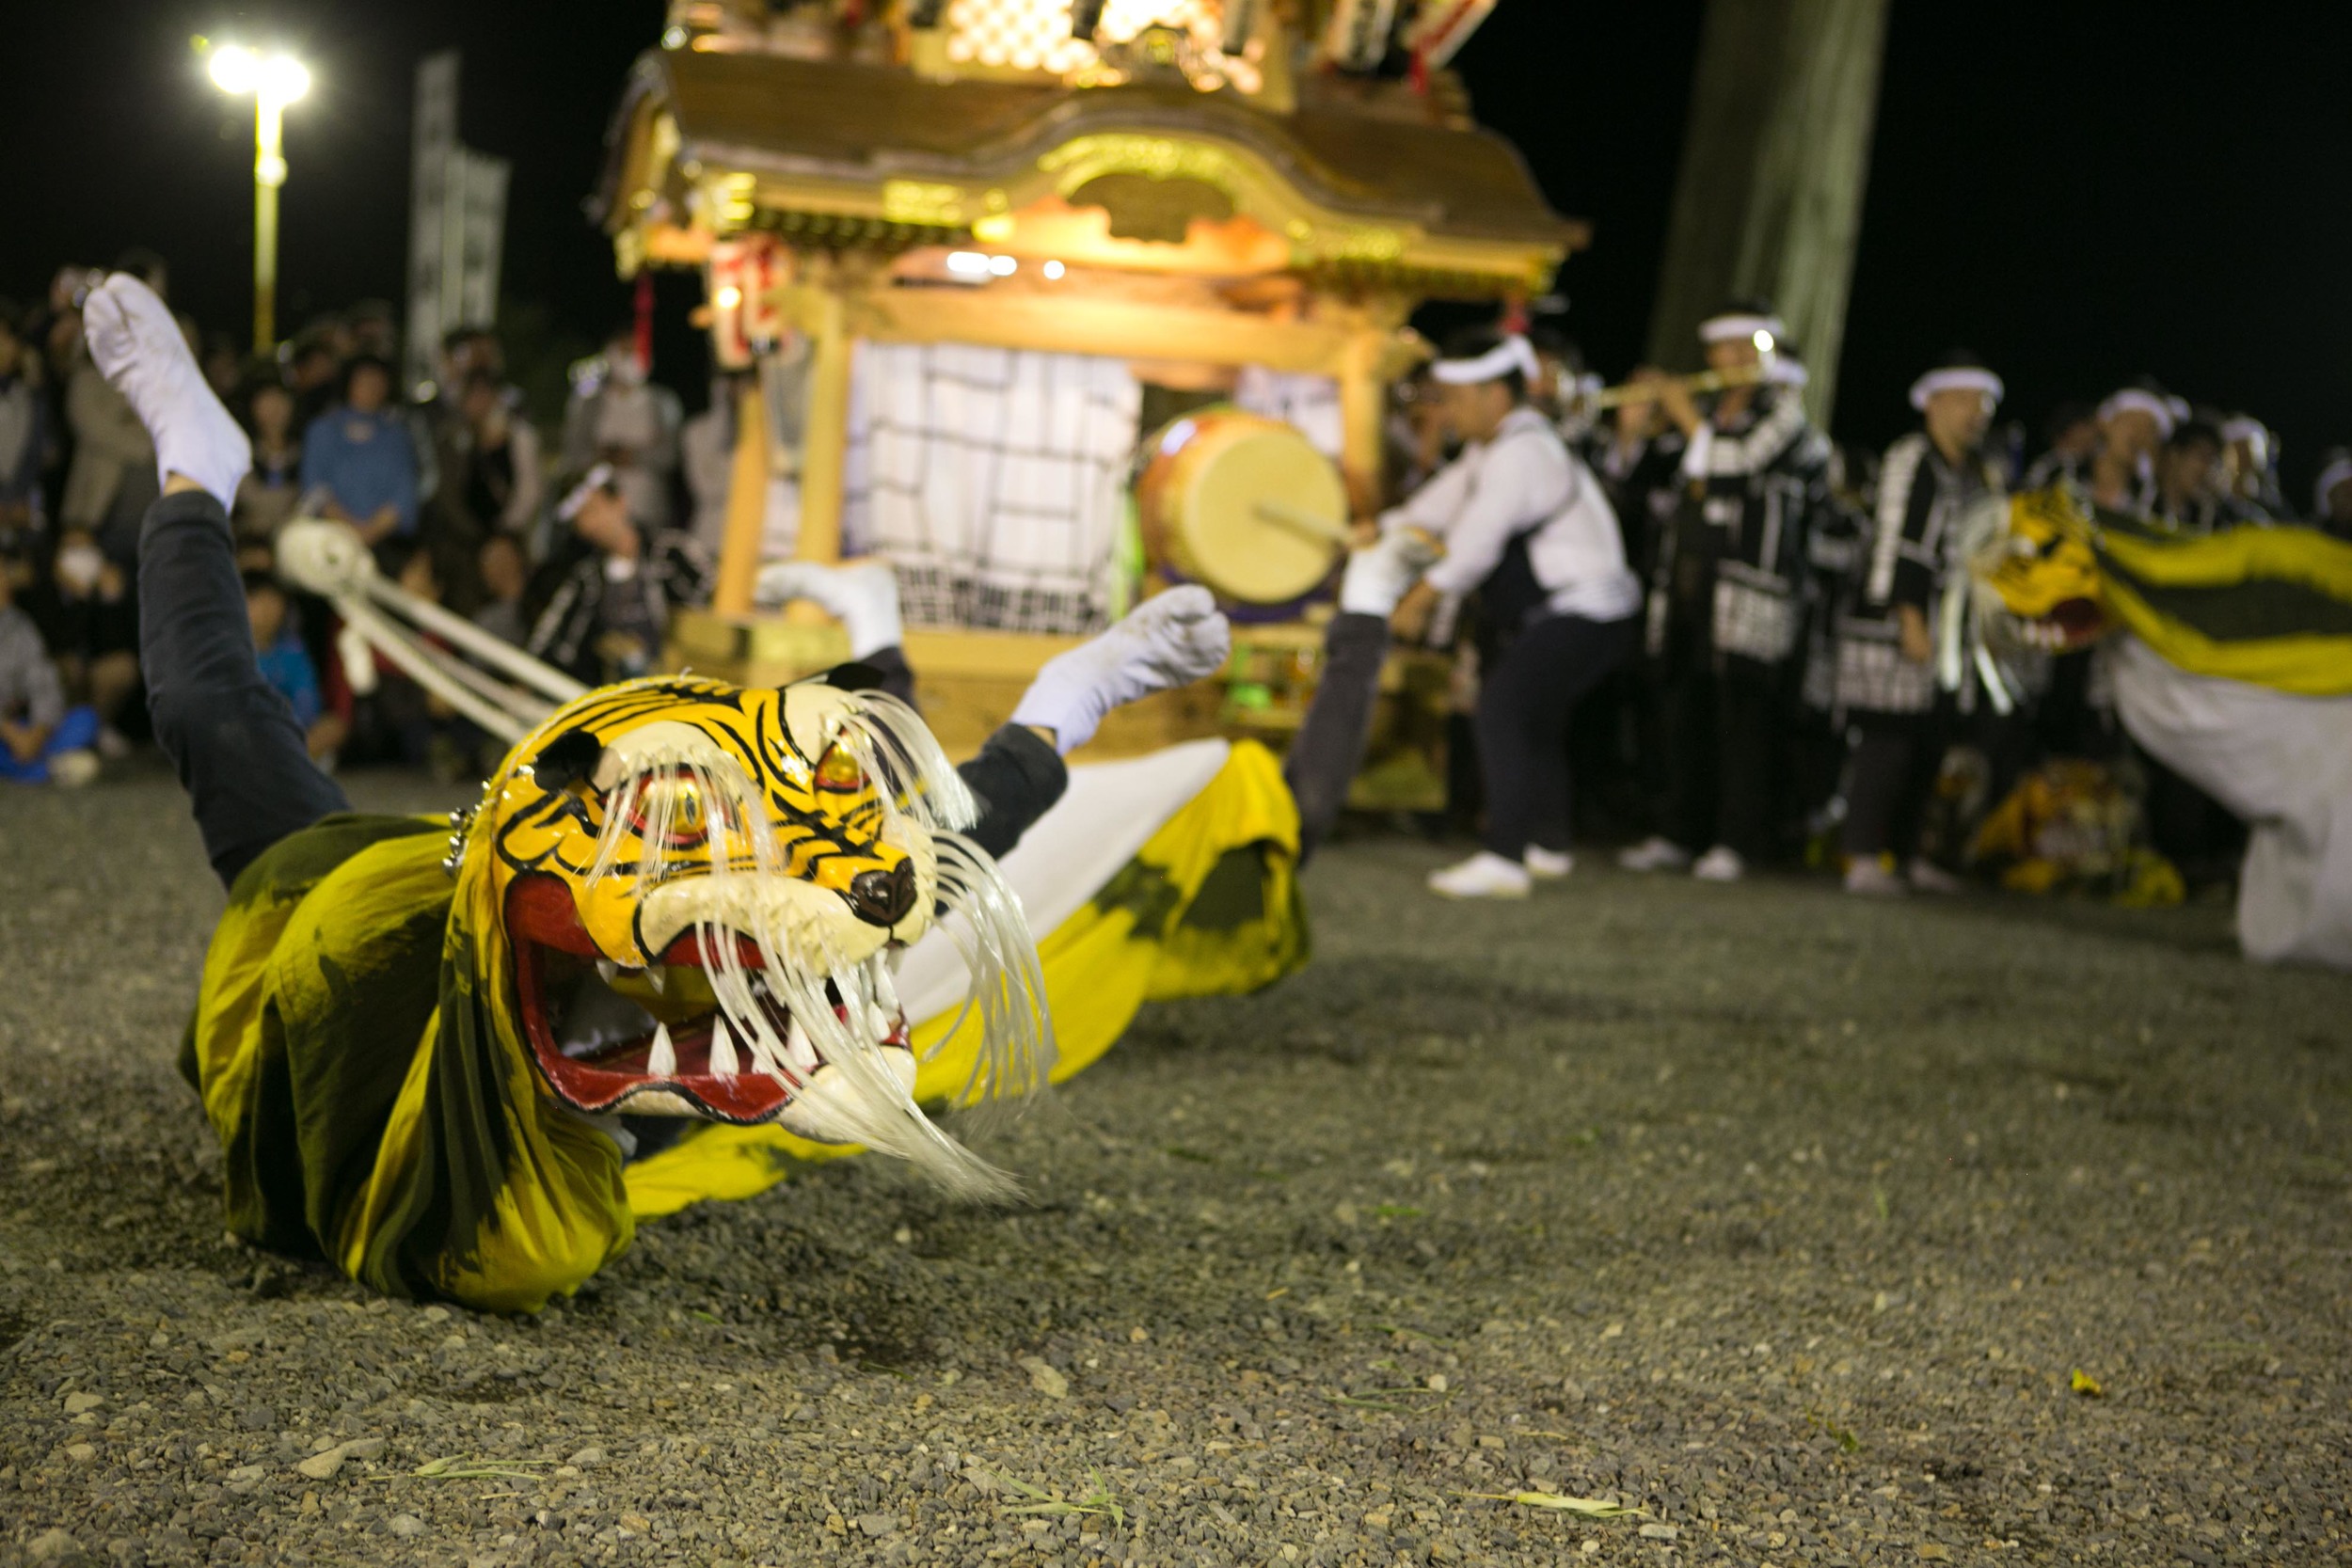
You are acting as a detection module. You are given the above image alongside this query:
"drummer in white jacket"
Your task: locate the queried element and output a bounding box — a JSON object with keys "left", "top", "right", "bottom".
{"left": 1378, "top": 329, "right": 1644, "bottom": 898}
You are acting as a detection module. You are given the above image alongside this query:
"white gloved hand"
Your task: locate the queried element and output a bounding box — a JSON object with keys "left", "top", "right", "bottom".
{"left": 1010, "top": 585, "right": 1231, "bottom": 755}
{"left": 82, "top": 274, "right": 251, "bottom": 512}
{"left": 754, "top": 560, "right": 903, "bottom": 659}
{"left": 1337, "top": 528, "right": 1440, "bottom": 617}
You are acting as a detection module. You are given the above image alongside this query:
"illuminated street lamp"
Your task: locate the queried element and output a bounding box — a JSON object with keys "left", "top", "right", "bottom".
{"left": 206, "top": 42, "right": 311, "bottom": 352}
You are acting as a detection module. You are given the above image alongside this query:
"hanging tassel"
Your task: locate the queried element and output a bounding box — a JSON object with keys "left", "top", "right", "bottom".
{"left": 632, "top": 272, "right": 655, "bottom": 380}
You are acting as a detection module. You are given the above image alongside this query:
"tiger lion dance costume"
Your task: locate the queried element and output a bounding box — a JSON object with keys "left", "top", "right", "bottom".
{"left": 187, "top": 668, "right": 1304, "bottom": 1313}
{"left": 1972, "top": 486, "right": 2352, "bottom": 968}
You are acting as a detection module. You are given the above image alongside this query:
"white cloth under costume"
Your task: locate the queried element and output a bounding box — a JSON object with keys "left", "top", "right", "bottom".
{"left": 842, "top": 342, "right": 1140, "bottom": 634}
{"left": 2109, "top": 636, "right": 2352, "bottom": 968}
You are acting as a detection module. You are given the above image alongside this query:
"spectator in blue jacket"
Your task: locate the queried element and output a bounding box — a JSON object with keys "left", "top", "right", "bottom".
{"left": 300, "top": 354, "right": 417, "bottom": 559}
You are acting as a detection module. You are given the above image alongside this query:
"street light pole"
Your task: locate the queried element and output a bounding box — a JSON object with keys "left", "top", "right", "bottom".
{"left": 207, "top": 42, "right": 309, "bottom": 353}
{"left": 253, "top": 94, "right": 286, "bottom": 352}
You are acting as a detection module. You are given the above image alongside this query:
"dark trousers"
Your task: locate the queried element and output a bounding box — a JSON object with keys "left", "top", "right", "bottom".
{"left": 140, "top": 489, "right": 348, "bottom": 889}
{"left": 1475, "top": 613, "right": 1636, "bottom": 858}
{"left": 1842, "top": 708, "right": 1944, "bottom": 863}
{"left": 1661, "top": 652, "right": 1783, "bottom": 862}
{"left": 1281, "top": 612, "right": 1391, "bottom": 864}
{"left": 1565, "top": 659, "right": 1648, "bottom": 843}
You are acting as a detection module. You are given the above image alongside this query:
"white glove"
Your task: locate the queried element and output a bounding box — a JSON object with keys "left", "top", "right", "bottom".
{"left": 754, "top": 560, "right": 903, "bottom": 659}
{"left": 1337, "top": 528, "right": 1439, "bottom": 617}
{"left": 1011, "top": 585, "right": 1231, "bottom": 754}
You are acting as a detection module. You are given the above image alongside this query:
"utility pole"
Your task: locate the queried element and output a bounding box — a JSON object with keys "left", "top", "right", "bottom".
{"left": 1645, "top": 0, "right": 1889, "bottom": 426}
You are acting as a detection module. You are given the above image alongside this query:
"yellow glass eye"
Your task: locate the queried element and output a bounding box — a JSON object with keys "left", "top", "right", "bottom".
{"left": 630, "top": 771, "right": 716, "bottom": 846}
{"left": 814, "top": 744, "right": 867, "bottom": 793}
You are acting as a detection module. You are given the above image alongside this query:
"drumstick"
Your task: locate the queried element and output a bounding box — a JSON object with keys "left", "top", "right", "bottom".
{"left": 1251, "top": 499, "right": 1351, "bottom": 546}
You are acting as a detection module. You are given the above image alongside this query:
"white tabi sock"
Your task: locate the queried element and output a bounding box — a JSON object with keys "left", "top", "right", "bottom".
{"left": 82, "top": 275, "right": 250, "bottom": 513}
{"left": 754, "top": 560, "right": 904, "bottom": 658}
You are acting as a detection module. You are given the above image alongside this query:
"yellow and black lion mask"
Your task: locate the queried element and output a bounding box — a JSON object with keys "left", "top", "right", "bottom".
{"left": 458, "top": 673, "right": 1049, "bottom": 1199}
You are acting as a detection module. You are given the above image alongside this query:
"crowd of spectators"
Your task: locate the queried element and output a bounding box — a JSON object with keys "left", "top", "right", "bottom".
{"left": 0, "top": 254, "right": 710, "bottom": 789}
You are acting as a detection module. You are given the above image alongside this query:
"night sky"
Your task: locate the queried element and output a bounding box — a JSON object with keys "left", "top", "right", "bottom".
{"left": 12, "top": 2, "right": 2351, "bottom": 502}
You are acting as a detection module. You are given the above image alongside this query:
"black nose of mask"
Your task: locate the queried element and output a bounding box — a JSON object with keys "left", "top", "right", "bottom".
{"left": 845, "top": 863, "right": 918, "bottom": 927}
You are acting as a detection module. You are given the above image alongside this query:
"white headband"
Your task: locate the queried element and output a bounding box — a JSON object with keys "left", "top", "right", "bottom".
{"left": 1431, "top": 334, "right": 1541, "bottom": 386}
{"left": 2097, "top": 389, "right": 2178, "bottom": 440}
{"left": 1909, "top": 366, "right": 2003, "bottom": 411}
{"left": 1699, "top": 312, "right": 1786, "bottom": 347}
{"left": 557, "top": 462, "right": 617, "bottom": 522}
{"left": 2316, "top": 457, "right": 2352, "bottom": 514}
{"left": 2219, "top": 415, "right": 2268, "bottom": 449}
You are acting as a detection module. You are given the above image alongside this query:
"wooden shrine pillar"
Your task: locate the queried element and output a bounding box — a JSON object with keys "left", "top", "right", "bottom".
{"left": 1330, "top": 293, "right": 1415, "bottom": 518}
{"left": 1336, "top": 331, "right": 1387, "bottom": 519}
{"left": 709, "top": 373, "right": 770, "bottom": 615}
{"left": 792, "top": 258, "right": 858, "bottom": 566}
{"left": 1645, "top": 0, "right": 1889, "bottom": 424}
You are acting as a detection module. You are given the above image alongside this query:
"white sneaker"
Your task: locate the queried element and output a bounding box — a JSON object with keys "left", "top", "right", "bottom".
{"left": 1907, "top": 858, "right": 1967, "bottom": 895}
{"left": 1843, "top": 856, "right": 1907, "bottom": 896}
{"left": 46, "top": 750, "right": 101, "bottom": 789}
{"left": 1691, "top": 845, "right": 1745, "bottom": 882}
{"left": 1617, "top": 835, "right": 1692, "bottom": 873}
{"left": 1427, "top": 851, "right": 1533, "bottom": 899}
{"left": 1523, "top": 845, "right": 1574, "bottom": 879}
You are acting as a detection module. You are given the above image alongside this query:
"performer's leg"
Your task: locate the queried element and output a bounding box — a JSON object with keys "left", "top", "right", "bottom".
{"left": 1841, "top": 713, "right": 1914, "bottom": 863}
{"left": 81, "top": 274, "right": 347, "bottom": 887}
{"left": 1476, "top": 615, "right": 1634, "bottom": 859}
{"left": 1890, "top": 705, "right": 1953, "bottom": 867}
{"left": 141, "top": 485, "right": 350, "bottom": 885}
{"left": 858, "top": 646, "right": 918, "bottom": 707}
{"left": 1661, "top": 653, "right": 1718, "bottom": 854}
{"left": 1282, "top": 611, "right": 1389, "bottom": 863}
{"left": 1714, "top": 657, "right": 1783, "bottom": 863}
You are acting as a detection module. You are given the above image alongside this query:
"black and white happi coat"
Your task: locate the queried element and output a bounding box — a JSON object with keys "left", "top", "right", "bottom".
{"left": 524, "top": 529, "right": 713, "bottom": 686}
{"left": 1835, "top": 432, "right": 2002, "bottom": 715}
{"left": 1647, "top": 388, "right": 1833, "bottom": 666}
{"left": 1593, "top": 425, "right": 1688, "bottom": 585}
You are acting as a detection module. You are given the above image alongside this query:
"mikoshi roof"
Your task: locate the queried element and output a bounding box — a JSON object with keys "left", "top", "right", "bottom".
{"left": 596, "top": 44, "right": 1583, "bottom": 298}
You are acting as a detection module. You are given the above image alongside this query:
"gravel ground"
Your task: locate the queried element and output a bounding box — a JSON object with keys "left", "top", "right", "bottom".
{"left": 3, "top": 770, "right": 2349, "bottom": 1568}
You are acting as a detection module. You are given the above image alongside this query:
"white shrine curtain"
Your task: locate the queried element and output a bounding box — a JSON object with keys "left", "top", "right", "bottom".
{"left": 840, "top": 342, "right": 1141, "bottom": 634}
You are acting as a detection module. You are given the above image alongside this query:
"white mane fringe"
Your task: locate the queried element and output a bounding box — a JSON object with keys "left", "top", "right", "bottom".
{"left": 573, "top": 689, "right": 1052, "bottom": 1200}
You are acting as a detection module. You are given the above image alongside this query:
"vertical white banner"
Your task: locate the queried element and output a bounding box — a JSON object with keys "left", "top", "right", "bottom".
{"left": 455, "top": 151, "right": 511, "bottom": 330}
{"left": 405, "top": 51, "right": 460, "bottom": 391}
